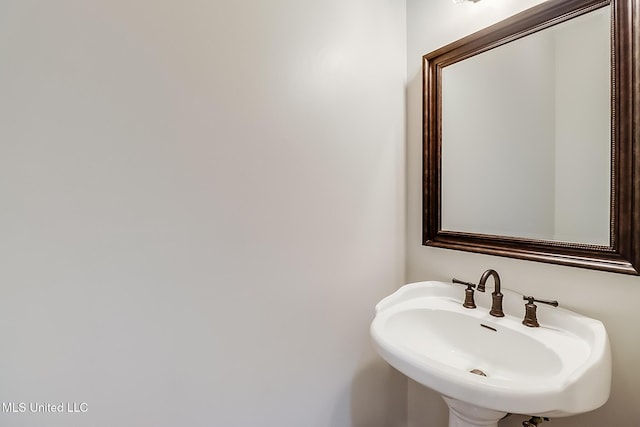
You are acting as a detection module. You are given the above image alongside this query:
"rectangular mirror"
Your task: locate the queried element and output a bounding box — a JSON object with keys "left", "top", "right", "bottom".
{"left": 423, "top": 0, "right": 640, "bottom": 274}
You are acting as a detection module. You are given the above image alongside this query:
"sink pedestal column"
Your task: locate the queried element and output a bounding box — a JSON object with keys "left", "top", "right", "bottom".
{"left": 443, "top": 397, "right": 507, "bottom": 427}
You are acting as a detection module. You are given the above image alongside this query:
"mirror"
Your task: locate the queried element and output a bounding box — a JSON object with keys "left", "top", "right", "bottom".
{"left": 442, "top": 7, "right": 611, "bottom": 245}
{"left": 423, "top": 0, "right": 640, "bottom": 275}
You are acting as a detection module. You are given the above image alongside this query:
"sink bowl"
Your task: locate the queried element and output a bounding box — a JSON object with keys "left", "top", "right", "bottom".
{"left": 371, "top": 281, "right": 611, "bottom": 423}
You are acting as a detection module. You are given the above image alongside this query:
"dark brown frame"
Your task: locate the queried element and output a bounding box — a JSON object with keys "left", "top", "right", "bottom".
{"left": 423, "top": 0, "right": 640, "bottom": 275}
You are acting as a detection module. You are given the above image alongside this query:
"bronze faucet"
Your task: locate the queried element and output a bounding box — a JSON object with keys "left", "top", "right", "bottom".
{"left": 477, "top": 269, "right": 504, "bottom": 317}
{"left": 522, "top": 296, "right": 559, "bottom": 327}
{"left": 451, "top": 278, "right": 477, "bottom": 309}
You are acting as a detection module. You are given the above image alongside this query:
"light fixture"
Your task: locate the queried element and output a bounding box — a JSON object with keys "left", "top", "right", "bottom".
{"left": 452, "top": 0, "right": 481, "bottom": 3}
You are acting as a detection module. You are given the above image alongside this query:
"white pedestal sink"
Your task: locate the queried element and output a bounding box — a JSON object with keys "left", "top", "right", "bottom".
{"left": 443, "top": 397, "right": 507, "bottom": 427}
{"left": 370, "top": 281, "right": 611, "bottom": 427}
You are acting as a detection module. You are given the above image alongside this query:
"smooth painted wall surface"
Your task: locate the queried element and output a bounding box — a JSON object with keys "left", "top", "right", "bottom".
{"left": 407, "top": 1, "right": 640, "bottom": 426}
{"left": 0, "top": 1, "right": 406, "bottom": 426}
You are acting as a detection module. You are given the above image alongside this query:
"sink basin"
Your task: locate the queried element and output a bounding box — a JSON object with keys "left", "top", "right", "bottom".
{"left": 371, "top": 281, "right": 611, "bottom": 424}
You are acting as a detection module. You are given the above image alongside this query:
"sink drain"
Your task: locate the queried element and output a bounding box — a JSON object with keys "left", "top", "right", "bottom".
{"left": 469, "top": 368, "right": 487, "bottom": 377}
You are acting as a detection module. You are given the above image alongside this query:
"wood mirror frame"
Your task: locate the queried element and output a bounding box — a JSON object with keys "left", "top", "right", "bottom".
{"left": 423, "top": 0, "right": 640, "bottom": 275}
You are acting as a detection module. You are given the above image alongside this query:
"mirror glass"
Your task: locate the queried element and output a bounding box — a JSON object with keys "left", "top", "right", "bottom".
{"left": 440, "top": 6, "right": 611, "bottom": 245}
{"left": 423, "top": 0, "right": 640, "bottom": 275}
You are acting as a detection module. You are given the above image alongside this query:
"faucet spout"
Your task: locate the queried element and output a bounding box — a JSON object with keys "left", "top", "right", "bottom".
{"left": 478, "top": 269, "right": 504, "bottom": 317}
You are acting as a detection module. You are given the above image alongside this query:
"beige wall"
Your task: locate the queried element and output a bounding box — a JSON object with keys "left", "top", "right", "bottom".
{"left": 407, "top": 1, "right": 640, "bottom": 426}
{"left": 0, "top": 1, "right": 407, "bottom": 426}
